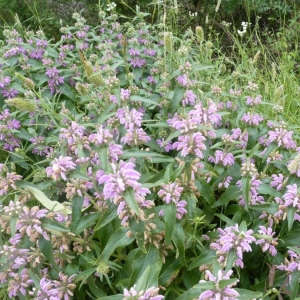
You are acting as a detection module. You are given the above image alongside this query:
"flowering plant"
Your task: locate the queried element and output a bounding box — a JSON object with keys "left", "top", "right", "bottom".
{"left": 0, "top": 4, "right": 300, "bottom": 300}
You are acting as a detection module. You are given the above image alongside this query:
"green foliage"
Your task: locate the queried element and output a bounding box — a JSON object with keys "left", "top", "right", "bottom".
{"left": 0, "top": 1, "right": 300, "bottom": 299}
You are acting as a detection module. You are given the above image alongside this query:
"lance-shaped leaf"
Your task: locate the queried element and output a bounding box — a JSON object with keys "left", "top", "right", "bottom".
{"left": 123, "top": 188, "right": 141, "bottom": 218}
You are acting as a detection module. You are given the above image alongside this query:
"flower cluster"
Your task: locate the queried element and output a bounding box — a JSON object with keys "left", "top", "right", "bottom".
{"left": 210, "top": 224, "right": 256, "bottom": 268}
{"left": 158, "top": 182, "right": 187, "bottom": 219}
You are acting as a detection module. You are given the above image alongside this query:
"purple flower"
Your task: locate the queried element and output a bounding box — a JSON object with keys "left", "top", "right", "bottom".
{"left": 129, "top": 57, "right": 146, "bottom": 68}
{"left": 29, "top": 48, "right": 45, "bottom": 60}
{"left": 209, "top": 150, "right": 235, "bottom": 167}
{"left": 116, "top": 108, "right": 143, "bottom": 129}
{"left": 198, "top": 270, "right": 239, "bottom": 300}
{"left": 1, "top": 88, "right": 18, "bottom": 98}
{"left": 144, "top": 49, "right": 157, "bottom": 56}
{"left": 30, "top": 136, "right": 51, "bottom": 156}
{"left": 218, "top": 176, "right": 233, "bottom": 189}
{"left": 121, "top": 88, "right": 131, "bottom": 101}
{"left": 108, "top": 142, "right": 123, "bottom": 162}
{"left": 0, "top": 76, "right": 11, "bottom": 88}
{"left": 276, "top": 250, "right": 300, "bottom": 284}
{"left": 7, "top": 269, "right": 34, "bottom": 298}
{"left": 36, "top": 39, "right": 48, "bottom": 48}
{"left": 0, "top": 170, "right": 22, "bottom": 196}
{"left": 88, "top": 126, "right": 113, "bottom": 145}
{"left": 156, "top": 138, "right": 173, "bottom": 152}
{"left": 189, "top": 100, "right": 221, "bottom": 126}
{"left": 270, "top": 174, "right": 286, "bottom": 191}
{"left": 147, "top": 76, "right": 156, "bottom": 85}
{"left": 46, "top": 156, "right": 76, "bottom": 181}
{"left": 29, "top": 277, "right": 60, "bottom": 299}
{"left": 266, "top": 128, "right": 297, "bottom": 150}
{"left": 256, "top": 226, "right": 278, "bottom": 256}
{"left": 123, "top": 285, "right": 164, "bottom": 300}
{"left": 241, "top": 112, "right": 263, "bottom": 126}
{"left": 246, "top": 95, "right": 262, "bottom": 106}
{"left": 182, "top": 90, "right": 197, "bottom": 106}
{"left": 176, "top": 74, "right": 189, "bottom": 87}
{"left": 283, "top": 184, "right": 300, "bottom": 208}
{"left": 158, "top": 182, "right": 183, "bottom": 204}
{"left": 16, "top": 206, "right": 49, "bottom": 242}
{"left": 158, "top": 182, "right": 187, "bottom": 219}
{"left": 128, "top": 48, "right": 141, "bottom": 56}
{"left": 121, "top": 127, "right": 151, "bottom": 145}
{"left": 173, "top": 132, "right": 206, "bottom": 158}
{"left": 97, "top": 160, "right": 142, "bottom": 199}
{"left": 97, "top": 160, "right": 153, "bottom": 225}
{"left": 46, "top": 67, "right": 59, "bottom": 78}
{"left": 210, "top": 224, "right": 256, "bottom": 268}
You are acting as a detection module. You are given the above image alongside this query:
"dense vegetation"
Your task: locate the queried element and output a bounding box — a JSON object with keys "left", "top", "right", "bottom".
{"left": 0, "top": 1, "right": 300, "bottom": 299}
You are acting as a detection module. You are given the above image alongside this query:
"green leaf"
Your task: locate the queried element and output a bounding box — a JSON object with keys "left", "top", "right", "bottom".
{"left": 249, "top": 203, "right": 279, "bottom": 214}
{"left": 28, "top": 269, "right": 41, "bottom": 287}
{"left": 74, "top": 212, "right": 102, "bottom": 235}
{"left": 130, "top": 95, "right": 160, "bottom": 107}
{"left": 38, "top": 236, "right": 59, "bottom": 271}
{"left": 129, "top": 246, "right": 160, "bottom": 287}
{"left": 171, "top": 87, "right": 185, "bottom": 113}
{"left": 170, "top": 164, "right": 185, "bottom": 181}
{"left": 219, "top": 278, "right": 239, "bottom": 289}
{"left": 287, "top": 206, "right": 296, "bottom": 231}
{"left": 70, "top": 195, "right": 84, "bottom": 231}
{"left": 176, "top": 284, "right": 204, "bottom": 300}
{"left": 195, "top": 177, "right": 215, "bottom": 206}
{"left": 212, "top": 186, "right": 240, "bottom": 208}
{"left": 98, "top": 295, "right": 123, "bottom": 300}
{"left": 74, "top": 267, "right": 97, "bottom": 285}
{"left": 135, "top": 262, "right": 162, "bottom": 292}
{"left": 65, "top": 264, "right": 80, "bottom": 277}
{"left": 247, "top": 127, "right": 258, "bottom": 149}
{"left": 96, "top": 227, "right": 135, "bottom": 262}
{"left": 98, "top": 147, "right": 108, "bottom": 172}
{"left": 121, "top": 150, "right": 174, "bottom": 163}
{"left": 225, "top": 249, "right": 237, "bottom": 272}
{"left": 164, "top": 203, "right": 177, "bottom": 246}
{"left": 123, "top": 188, "right": 141, "bottom": 218}
{"left": 41, "top": 217, "right": 70, "bottom": 234}
{"left": 9, "top": 215, "right": 18, "bottom": 237}
{"left": 193, "top": 65, "right": 214, "bottom": 71}
{"left": 159, "top": 258, "right": 181, "bottom": 286}
{"left": 143, "top": 121, "right": 168, "bottom": 128}
{"left": 241, "top": 177, "right": 251, "bottom": 211}
{"left": 235, "top": 288, "right": 263, "bottom": 299}
{"left": 24, "top": 185, "right": 71, "bottom": 214}
{"left": 281, "top": 229, "right": 300, "bottom": 247}
{"left": 291, "top": 272, "right": 300, "bottom": 300}
{"left": 87, "top": 276, "right": 107, "bottom": 298}
{"left": 172, "top": 223, "right": 186, "bottom": 266}
{"left": 262, "top": 143, "right": 278, "bottom": 162}
{"left": 165, "top": 130, "right": 182, "bottom": 143}
{"left": 258, "top": 184, "right": 281, "bottom": 198}
{"left": 188, "top": 250, "right": 217, "bottom": 271}
{"left": 61, "top": 84, "right": 75, "bottom": 99}
{"left": 164, "top": 163, "right": 173, "bottom": 182}
{"left": 94, "top": 204, "right": 118, "bottom": 232}
{"left": 215, "top": 213, "right": 235, "bottom": 226}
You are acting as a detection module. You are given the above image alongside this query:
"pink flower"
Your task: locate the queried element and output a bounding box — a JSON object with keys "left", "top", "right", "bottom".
{"left": 256, "top": 226, "right": 278, "bottom": 256}
{"left": 198, "top": 270, "right": 239, "bottom": 300}
{"left": 46, "top": 156, "right": 76, "bottom": 181}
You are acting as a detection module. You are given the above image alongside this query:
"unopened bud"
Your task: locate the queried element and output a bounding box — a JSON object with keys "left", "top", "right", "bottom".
{"left": 195, "top": 26, "right": 204, "bottom": 43}
{"left": 5, "top": 98, "right": 36, "bottom": 112}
